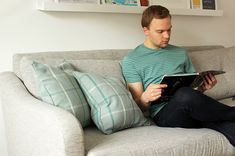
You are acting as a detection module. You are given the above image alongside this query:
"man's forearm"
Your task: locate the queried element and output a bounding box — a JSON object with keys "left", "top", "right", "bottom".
{"left": 137, "top": 95, "right": 151, "bottom": 111}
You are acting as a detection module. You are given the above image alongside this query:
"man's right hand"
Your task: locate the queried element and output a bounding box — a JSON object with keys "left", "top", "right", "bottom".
{"left": 141, "top": 84, "right": 168, "bottom": 106}
{"left": 127, "top": 82, "right": 167, "bottom": 111}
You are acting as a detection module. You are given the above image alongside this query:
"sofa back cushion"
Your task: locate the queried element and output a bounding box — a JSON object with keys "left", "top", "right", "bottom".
{"left": 15, "top": 49, "right": 130, "bottom": 79}
{"left": 18, "top": 45, "right": 231, "bottom": 100}
{"left": 14, "top": 46, "right": 224, "bottom": 80}
{"left": 188, "top": 46, "right": 235, "bottom": 99}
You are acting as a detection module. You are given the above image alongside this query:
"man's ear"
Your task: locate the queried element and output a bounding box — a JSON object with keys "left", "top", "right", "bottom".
{"left": 143, "top": 27, "right": 149, "bottom": 36}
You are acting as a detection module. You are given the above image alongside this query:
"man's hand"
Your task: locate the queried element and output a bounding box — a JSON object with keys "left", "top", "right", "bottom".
{"left": 141, "top": 84, "right": 167, "bottom": 106}
{"left": 199, "top": 73, "right": 217, "bottom": 92}
{"left": 127, "top": 82, "right": 167, "bottom": 111}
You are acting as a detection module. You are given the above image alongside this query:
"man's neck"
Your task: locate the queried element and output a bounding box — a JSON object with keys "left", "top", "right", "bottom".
{"left": 144, "top": 40, "right": 161, "bottom": 50}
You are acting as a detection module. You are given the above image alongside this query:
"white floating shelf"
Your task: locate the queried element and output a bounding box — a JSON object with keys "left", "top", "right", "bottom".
{"left": 37, "top": 1, "right": 223, "bottom": 16}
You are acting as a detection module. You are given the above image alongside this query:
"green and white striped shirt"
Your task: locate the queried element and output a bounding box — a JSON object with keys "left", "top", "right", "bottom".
{"left": 122, "top": 44, "right": 196, "bottom": 117}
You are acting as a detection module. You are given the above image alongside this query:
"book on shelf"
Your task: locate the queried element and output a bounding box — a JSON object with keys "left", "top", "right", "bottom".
{"left": 101, "top": 0, "right": 140, "bottom": 6}
{"left": 159, "top": 70, "right": 225, "bottom": 102}
{"left": 190, "top": 0, "right": 202, "bottom": 9}
{"left": 150, "top": 0, "right": 190, "bottom": 9}
{"left": 55, "top": 0, "right": 100, "bottom": 4}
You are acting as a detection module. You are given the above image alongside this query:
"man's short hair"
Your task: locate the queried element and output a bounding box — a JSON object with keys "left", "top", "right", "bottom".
{"left": 141, "top": 5, "right": 171, "bottom": 28}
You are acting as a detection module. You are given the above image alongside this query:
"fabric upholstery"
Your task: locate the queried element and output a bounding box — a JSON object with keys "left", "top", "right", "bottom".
{"left": 84, "top": 126, "right": 235, "bottom": 156}
{"left": 14, "top": 46, "right": 223, "bottom": 80}
{"left": 219, "top": 97, "right": 235, "bottom": 107}
{"left": 0, "top": 72, "right": 85, "bottom": 156}
{"left": 20, "top": 56, "right": 71, "bottom": 98}
{"left": 3, "top": 45, "right": 235, "bottom": 156}
{"left": 73, "top": 71, "right": 151, "bottom": 134}
{"left": 15, "top": 49, "right": 131, "bottom": 80}
{"left": 2, "top": 72, "right": 235, "bottom": 156}
{"left": 32, "top": 61, "right": 90, "bottom": 127}
{"left": 20, "top": 57, "right": 124, "bottom": 98}
{"left": 67, "top": 59, "right": 125, "bottom": 83}
{"left": 189, "top": 46, "right": 235, "bottom": 100}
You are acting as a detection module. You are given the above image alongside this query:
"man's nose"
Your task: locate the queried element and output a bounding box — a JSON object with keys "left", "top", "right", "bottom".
{"left": 163, "top": 31, "right": 170, "bottom": 39}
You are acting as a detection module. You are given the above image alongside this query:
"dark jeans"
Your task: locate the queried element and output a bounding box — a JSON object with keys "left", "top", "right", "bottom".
{"left": 153, "top": 87, "right": 235, "bottom": 146}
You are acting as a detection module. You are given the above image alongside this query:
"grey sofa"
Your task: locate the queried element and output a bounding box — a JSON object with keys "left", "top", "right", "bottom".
{"left": 1, "top": 45, "right": 235, "bottom": 156}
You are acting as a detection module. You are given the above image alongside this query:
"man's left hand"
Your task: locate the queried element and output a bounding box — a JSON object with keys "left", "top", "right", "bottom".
{"left": 200, "top": 73, "right": 217, "bottom": 92}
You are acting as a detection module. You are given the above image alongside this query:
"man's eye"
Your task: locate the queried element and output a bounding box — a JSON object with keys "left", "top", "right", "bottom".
{"left": 157, "top": 30, "right": 163, "bottom": 33}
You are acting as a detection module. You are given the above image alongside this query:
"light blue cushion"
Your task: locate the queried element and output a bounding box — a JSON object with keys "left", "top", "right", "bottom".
{"left": 73, "top": 71, "right": 150, "bottom": 134}
{"left": 32, "top": 61, "right": 90, "bottom": 127}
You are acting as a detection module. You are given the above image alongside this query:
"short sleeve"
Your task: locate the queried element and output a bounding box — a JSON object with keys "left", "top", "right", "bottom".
{"left": 184, "top": 52, "right": 196, "bottom": 73}
{"left": 121, "top": 56, "right": 142, "bottom": 83}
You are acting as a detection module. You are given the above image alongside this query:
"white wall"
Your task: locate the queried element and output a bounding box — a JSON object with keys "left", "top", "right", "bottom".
{"left": 0, "top": 99, "right": 8, "bottom": 156}
{"left": 0, "top": 0, "right": 235, "bottom": 156}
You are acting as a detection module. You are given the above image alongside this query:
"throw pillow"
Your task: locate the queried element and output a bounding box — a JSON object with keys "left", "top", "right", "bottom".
{"left": 32, "top": 61, "right": 90, "bottom": 127}
{"left": 20, "top": 57, "right": 125, "bottom": 99}
{"left": 73, "top": 71, "right": 150, "bottom": 134}
{"left": 20, "top": 56, "right": 67, "bottom": 99}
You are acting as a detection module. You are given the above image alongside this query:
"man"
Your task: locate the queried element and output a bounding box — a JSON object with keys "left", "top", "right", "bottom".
{"left": 122, "top": 5, "right": 235, "bottom": 146}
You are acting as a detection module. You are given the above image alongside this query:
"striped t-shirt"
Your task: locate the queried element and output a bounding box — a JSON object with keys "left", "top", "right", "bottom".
{"left": 122, "top": 44, "right": 196, "bottom": 117}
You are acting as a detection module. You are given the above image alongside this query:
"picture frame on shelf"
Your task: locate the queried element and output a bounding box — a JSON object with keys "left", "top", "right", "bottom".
{"left": 101, "top": 0, "right": 140, "bottom": 6}
{"left": 202, "top": 0, "right": 217, "bottom": 10}
{"left": 54, "top": 0, "right": 100, "bottom": 4}
{"left": 149, "top": 0, "right": 190, "bottom": 9}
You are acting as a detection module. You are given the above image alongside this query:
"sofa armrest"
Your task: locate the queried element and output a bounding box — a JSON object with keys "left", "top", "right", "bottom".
{"left": 0, "top": 72, "right": 85, "bottom": 156}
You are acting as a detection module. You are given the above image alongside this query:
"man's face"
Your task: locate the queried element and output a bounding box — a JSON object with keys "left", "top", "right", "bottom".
{"left": 144, "top": 16, "right": 172, "bottom": 49}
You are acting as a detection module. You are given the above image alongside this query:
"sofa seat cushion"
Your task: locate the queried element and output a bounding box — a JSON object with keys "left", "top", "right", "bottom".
{"left": 219, "top": 97, "right": 235, "bottom": 107}
{"left": 84, "top": 126, "right": 235, "bottom": 156}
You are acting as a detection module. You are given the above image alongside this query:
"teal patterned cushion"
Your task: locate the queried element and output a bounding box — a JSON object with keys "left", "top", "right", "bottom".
{"left": 73, "top": 71, "right": 150, "bottom": 134}
{"left": 32, "top": 61, "right": 90, "bottom": 127}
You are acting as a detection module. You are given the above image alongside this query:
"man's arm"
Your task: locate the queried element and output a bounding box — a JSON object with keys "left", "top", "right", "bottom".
{"left": 127, "top": 82, "right": 167, "bottom": 111}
